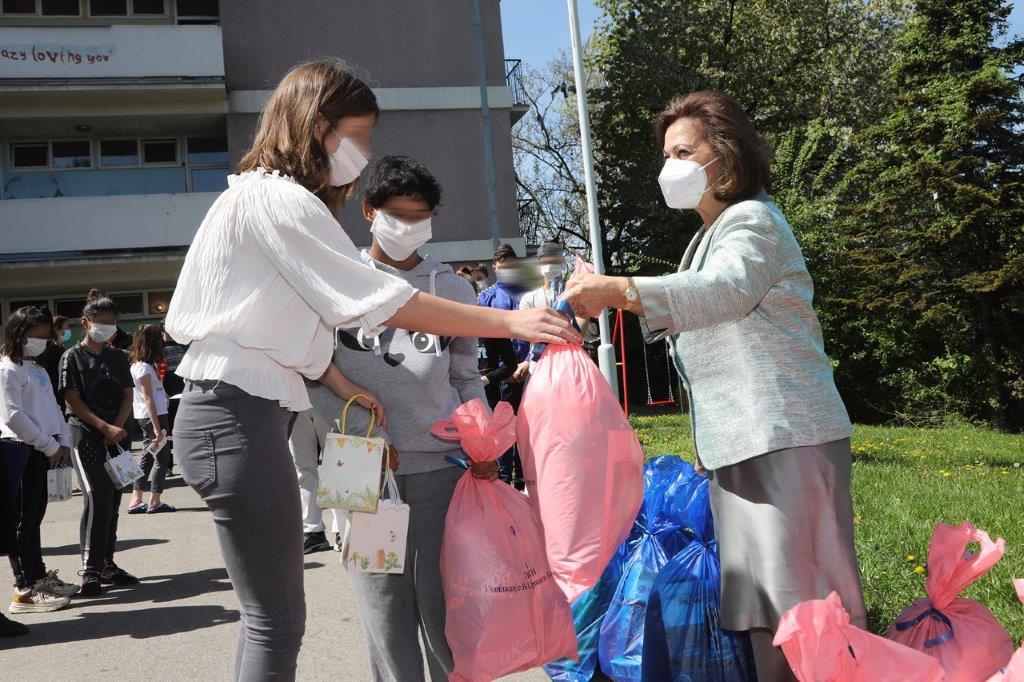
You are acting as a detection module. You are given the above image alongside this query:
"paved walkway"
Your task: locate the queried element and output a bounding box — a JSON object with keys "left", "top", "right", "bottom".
{"left": 0, "top": 474, "right": 549, "bottom": 681}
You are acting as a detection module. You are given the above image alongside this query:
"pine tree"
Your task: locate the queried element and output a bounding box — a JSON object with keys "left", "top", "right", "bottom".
{"left": 837, "top": 0, "right": 1024, "bottom": 427}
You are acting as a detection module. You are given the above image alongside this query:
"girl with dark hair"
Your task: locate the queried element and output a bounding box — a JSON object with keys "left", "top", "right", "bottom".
{"left": 58, "top": 290, "right": 137, "bottom": 597}
{"left": 0, "top": 306, "right": 77, "bottom": 613}
{"left": 125, "top": 324, "right": 174, "bottom": 514}
{"left": 166, "top": 57, "right": 578, "bottom": 681}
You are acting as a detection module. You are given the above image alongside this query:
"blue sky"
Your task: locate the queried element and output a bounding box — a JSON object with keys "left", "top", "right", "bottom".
{"left": 502, "top": 0, "right": 1024, "bottom": 70}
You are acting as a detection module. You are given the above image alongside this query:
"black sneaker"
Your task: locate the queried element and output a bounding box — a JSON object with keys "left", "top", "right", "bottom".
{"left": 100, "top": 562, "right": 139, "bottom": 586}
{"left": 303, "top": 531, "right": 330, "bottom": 554}
{"left": 79, "top": 570, "right": 103, "bottom": 597}
{"left": 0, "top": 612, "right": 28, "bottom": 637}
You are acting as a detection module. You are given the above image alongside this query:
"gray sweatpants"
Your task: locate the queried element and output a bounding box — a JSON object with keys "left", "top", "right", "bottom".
{"left": 349, "top": 466, "right": 461, "bottom": 682}
{"left": 287, "top": 409, "right": 330, "bottom": 534}
{"left": 173, "top": 380, "right": 305, "bottom": 682}
{"left": 134, "top": 414, "right": 171, "bottom": 494}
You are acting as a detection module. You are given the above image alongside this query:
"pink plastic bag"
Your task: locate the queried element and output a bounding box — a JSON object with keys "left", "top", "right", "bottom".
{"left": 432, "top": 400, "right": 577, "bottom": 681}
{"left": 774, "top": 591, "right": 945, "bottom": 682}
{"left": 887, "top": 522, "right": 1015, "bottom": 682}
{"left": 517, "top": 340, "right": 645, "bottom": 602}
{"left": 988, "top": 580, "right": 1024, "bottom": 682}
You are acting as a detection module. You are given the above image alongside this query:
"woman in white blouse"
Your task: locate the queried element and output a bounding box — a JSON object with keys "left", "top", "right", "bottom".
{"left": 164, "top": 58, "right": 579, "bottom": 681}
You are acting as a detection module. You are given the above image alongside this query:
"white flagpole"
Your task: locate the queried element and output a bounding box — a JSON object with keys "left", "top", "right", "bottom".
{"left": 566, "top": 0, "right": 620, "bottom": 396}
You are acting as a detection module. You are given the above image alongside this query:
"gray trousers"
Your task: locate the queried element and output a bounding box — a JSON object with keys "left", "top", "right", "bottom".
{"left": 134, "top": 414, "right": 171, "bottom": 494}
{"left": 287, "top": 409, "right": 330, "bottom": 534}
{"left": 173, "top": 381, "right": 305, "bottom": 682}
{"left": 349, "top": 466, "right": 460, "bottom": 682}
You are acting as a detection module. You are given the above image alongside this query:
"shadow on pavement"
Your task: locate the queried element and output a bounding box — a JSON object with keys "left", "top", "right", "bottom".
{"left": 2, "top": 604, "right": 239, "bottom": 649}
{"left": 43, "top": 538, "right": 169, "bottom": 557}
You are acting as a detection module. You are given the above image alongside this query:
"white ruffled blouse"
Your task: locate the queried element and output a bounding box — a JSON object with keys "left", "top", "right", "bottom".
{"left": 165, "top": 169, "right": 415, "bottom": 411}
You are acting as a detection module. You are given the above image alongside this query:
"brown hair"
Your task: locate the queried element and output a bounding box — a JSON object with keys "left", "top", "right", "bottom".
{"left": 493, "top": 244, "right": 518, "bottom": 264}
{"left": 654, "top": 91, "right": 772, "bottom": 202}
{"left": 2, "top": 306, "right": 51, "bottom": 365}
{"left": 82, "top": 288, "right": 117, "bottom": 321}
{"left": 237, "top": 58, "right": 379, "bottom": 214}
{"left": 129, "top": 324, "right": 165, "bottom": 366}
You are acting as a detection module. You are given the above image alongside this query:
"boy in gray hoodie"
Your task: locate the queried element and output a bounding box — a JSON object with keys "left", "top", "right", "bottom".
{"left": 299, "top": 155, "right": 488, "bottom": 681}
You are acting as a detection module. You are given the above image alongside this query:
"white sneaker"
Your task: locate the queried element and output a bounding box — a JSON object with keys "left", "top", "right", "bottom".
{"left": 37, "top": 570, "right": 79, "bottom": 597}
{"left": 9, "top": 587, "right": 70, "bottom": 613}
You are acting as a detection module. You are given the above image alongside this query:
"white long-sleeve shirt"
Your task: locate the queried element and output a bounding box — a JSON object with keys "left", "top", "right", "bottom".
{"left": 165, "top": 168, "right": 416, "bottom": 411}
{"left": 0, "top": 356, "right": 71, "bottom": 456}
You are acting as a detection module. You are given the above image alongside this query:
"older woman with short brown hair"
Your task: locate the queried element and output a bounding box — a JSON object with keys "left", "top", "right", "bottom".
{"left": 565, "top": 90, "right": 865, "bottom": 681}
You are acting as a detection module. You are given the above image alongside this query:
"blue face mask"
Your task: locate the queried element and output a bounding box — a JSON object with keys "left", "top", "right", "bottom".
{"left": 61, "top": 329, "right": 73, "bottom": 343}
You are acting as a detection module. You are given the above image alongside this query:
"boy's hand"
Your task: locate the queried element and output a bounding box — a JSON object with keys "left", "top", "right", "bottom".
{"left": 469, "top": 460, "right": 499, "bottom": 481}
{"left": 355, "top": 393, "right": 388, "bottom": 429}
{"left": 386, "top": 444, "right": 399, "bottom": 471}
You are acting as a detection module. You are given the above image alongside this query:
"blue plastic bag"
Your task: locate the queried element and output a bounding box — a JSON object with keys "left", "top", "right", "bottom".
{"left": 543, "top": 543, "right": 626, "bottom": 681}
{"left": 597, "top": 457, "right": 699, "bottom": 681}
{"left": 640, "top": 468, "right": 756, "bottom": 682}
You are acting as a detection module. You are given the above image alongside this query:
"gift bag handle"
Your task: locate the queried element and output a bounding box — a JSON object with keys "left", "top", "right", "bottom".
{"left": 339, "top": 395, "right": 377, "bottom": 438}
{"left": 381, "top": 468, "right": 402, "bottom": 505}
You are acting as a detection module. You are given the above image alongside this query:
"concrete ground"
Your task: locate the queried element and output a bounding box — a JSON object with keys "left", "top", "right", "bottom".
{"left": 0, "top": 473, "right": 550, "bottom": 681}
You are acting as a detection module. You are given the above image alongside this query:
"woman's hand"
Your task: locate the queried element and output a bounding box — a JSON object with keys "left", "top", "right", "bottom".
{"left": 562, "top": 274, "right": 629, "bottom": 319}
{"left": 506, "top": 307, "right": 583, "bottom": 346}
{"left": 355, "top": 393, "right": 388, "bottom": 429}
{"left": 469, "top": 459, "right": 499, "bottom": 481}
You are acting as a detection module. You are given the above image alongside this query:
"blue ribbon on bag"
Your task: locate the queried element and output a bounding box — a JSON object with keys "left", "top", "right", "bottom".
{"left": 894, "top": 603, "right": 955, "bottom": 648}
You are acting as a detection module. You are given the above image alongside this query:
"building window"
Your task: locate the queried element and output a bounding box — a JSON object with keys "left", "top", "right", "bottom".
{"left": 147, "top": 290, "right": 173, "bottom": 315}
{"left": 88, "top": 0, "right": 125, "bottom": 15}
{"left": 186, "top": 136, "right": 227, "bottom": 164}
{"left": 8, "top": 300, "right": 48, "bottom": 314}
{"left": 100, "top": 139, "right": 139, "bottom": 167}
{"left": 111, "top": 293, "right": 144, "bottom": 316}
{"left": 2, "top": 0, "right": 81, "bottom": 15}
{"left": 175, "top": 0, "right": 215, "bottom": 22}
{"left": 55, "top": 298, "right": 85, "bottom": 320}
{"left": 88, "top": 0, "right": 164, "bottom": 15}
{"left": 131, "top": 0, "right": 164, "bottom": 13}
{"left": 51, "top": 140, "right": 92, "bottom": 169}
{"left": 142, "top": 139, "right": 178, "bottom": 165}
{"left": 11, "top": 143, "right": 48, "bottom": 169}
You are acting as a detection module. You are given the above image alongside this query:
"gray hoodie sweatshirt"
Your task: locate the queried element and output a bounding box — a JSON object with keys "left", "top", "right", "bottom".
{"left": 307, "top": 252, "right": 486, "bottom": 475}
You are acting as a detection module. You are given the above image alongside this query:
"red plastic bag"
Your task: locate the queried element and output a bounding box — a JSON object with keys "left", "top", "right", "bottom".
{"left": 988, "top": 579, "right": 1024, "bottom": 682}
{"left": 432, "top": 400, "right": 577, "bottom": 681}
{"left": 775, "top": 591, "right": 945, "bottom": 682}
{"left": 887, "top": 522, "right": 1015, "bottom": 682}
{"left": 517, "top": 341, "right": 645, "bottom": 602}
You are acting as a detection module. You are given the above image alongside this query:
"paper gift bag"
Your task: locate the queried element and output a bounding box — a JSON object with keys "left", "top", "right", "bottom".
{"left": 342, "top": 469, "right": 409, "bottom": 574}
{"left": 103, "top": 446, "right": 144, "bottom": 489}
{"left": 47, "top": 465, "right": 73, "bottom": 503}
{"left": 316, "top": 395, "right": 387, "bottom": 512}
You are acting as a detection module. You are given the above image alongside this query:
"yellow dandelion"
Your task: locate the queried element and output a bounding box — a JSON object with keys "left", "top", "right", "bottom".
{"left": 941, "top": 470, "right": 952, "bottom": 478}
{"left": 906, "top": 555, "right": 916, "bottom": 561}
{"left": 915, "top": 565, "right": 925, "bottom": 574}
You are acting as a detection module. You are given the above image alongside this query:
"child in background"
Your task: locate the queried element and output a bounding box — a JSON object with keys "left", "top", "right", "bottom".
{"left": 125, "top": 324, "right": 175, "bottom": 514}
{"left": 0, "top": 306, "right": 78, "bottom": 613}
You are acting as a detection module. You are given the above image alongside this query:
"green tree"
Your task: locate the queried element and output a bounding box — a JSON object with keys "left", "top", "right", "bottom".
{"left": 833, "top": 0, "right": 1024, "bottom": 428}
{"left": 589, "top": 0, "right": 906, "bottom": 273}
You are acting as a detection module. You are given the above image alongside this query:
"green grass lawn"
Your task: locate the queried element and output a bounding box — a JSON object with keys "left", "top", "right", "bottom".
{"left": 630, "top": 412, "right": 1024, "bottom": 641}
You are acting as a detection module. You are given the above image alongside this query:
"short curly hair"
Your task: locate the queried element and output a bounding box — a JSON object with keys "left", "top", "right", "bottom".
{"left": 363, "top": 155, "right": 442, "bottom": 210}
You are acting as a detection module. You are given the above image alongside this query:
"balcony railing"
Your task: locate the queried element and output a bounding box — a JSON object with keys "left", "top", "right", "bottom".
{"left": 505, "top": 58, "right": 528, "bottom": 108}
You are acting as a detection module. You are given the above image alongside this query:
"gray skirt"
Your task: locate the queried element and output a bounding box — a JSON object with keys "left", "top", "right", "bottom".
{"left": 708, "top": 438, "right": 866, "bottom": 632}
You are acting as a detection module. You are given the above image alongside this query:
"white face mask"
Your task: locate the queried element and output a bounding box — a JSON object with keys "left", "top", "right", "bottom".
{"left": 539, "top": 263, "right": 566, "bottom": 280}
{"left": 327, "top": 131, "right": 369, "bottom": 187}
{"left": 658, "top": 157, "right": 717, "bottom": 209}
{"left": 22, "top": 337, "right": 47, "bottom": 358}
{"left": 370, "top": 210, "right": 432, "bottom": 261}
{"left": 88, "top": 323, "right": 117, "bottom": 344}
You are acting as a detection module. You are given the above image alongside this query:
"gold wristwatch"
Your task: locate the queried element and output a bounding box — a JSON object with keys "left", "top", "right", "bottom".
{"left": 623, "top": 276, "right": 639, "bottom": 306}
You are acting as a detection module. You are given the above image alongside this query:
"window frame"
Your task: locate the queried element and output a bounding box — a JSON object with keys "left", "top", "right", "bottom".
{"left": 86, "top": 0, "right": 166, "bottom": 16}
{"left": 184, "top": 134, "right": 229, "bottom": 193}
{"left": 3, "top": 288, "right": 176, "bottom": 324}
{"left": 98, "top": 138, "right": 141, "bottom": 168}
{"left": 10, "top": 142, "right": 50, "bottom": 170}
{"left": 141, "top": 138, "right": 180, "bottom": 167}
{"left": 49, "top": 139, "right": 94, "bottom": 170}
{"left": 1, "top": 0, "right": 82, "bottom": 17}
